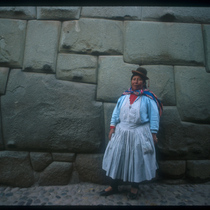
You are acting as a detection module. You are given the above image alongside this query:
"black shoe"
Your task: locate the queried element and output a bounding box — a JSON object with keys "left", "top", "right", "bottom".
{"left": 99, "top": 188, "right": 118, "bottom": 196}
{"left": 127, "top": 191, "right": 138, "bottom": 200}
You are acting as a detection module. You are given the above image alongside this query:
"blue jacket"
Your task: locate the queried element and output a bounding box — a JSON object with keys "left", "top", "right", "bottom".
{"left": 110, "top": 95, "right": 160, "bottom": 133}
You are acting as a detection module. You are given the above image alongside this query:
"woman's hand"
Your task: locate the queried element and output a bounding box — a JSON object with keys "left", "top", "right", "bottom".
{"left": 152, "top": 133, "right": 158, "bottom": 144}
{"left": 108, "top": 128, "right": 115, "bottom": 140}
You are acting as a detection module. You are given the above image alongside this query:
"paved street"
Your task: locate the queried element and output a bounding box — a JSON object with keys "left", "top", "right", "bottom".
{"left": 0, "top": 181, "right": 210, "bottom": 206}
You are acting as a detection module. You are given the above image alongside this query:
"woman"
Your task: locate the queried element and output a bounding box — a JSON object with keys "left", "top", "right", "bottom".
{"left": 100, "top": 67, "right": 163, "bottom": 199}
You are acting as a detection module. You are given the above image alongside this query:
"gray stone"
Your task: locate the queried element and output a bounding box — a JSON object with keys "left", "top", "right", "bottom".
{"left": 142, "top": 65, "right": 176, "bottom": 106}
{"left": 0, "top": 67, "right": 9, "bottom": 95}
{"left": 203, "top": 25, "right": 210, "bottom": 72}
{"left": 0, "top": 103, "right": 4, "bottom": 150}
{"left": 181, "top": 122, "right": 210, "bottom": 160}
{"left": 174, "top": 66, "right": 210, "bottom": 123}
{"left": 0, "top": 19, "right": 27, "bottom": 68}
{"left": 1, "top": 69, "right": 103, "bottom": 153}
{"left": 59, "top": 18, "right": 123, "bottom": 55}
{"left": 0, "top": 7, "right": 36, "bottom": 19}
{"left": 0, "top": 151, "right": 34, "bottom": 187}
{"left": 124, "top": 21, "right": 204, "bottom": 66}
{"left": 30, "top": 152, "right": 53, "bottom": 172}
{"left": 142, "top": 7, "right": 210, "bottom": 23}
{"left": 37, "top": 7, "right": 81, "bottom": 20}
{"left": 104, "top": 103, "right": 116, "bottom": 145}
{"left": 158, "top": 106, "right": 210, "bottom": 160}
{"left": 158, "top": 160, "right": 186, "bottom": 178}
{"left": 56, "top": 53, "right": 97, "bottom": 84}
{"left": 186, "top": 160, "right": 210, "bottom": 180}
{"left": 81, "top": 6, "right": 141, "bottom": 20}
{"left": 23, "top": 20, "right": 61, "bottom": 73}
{"left": 39, "top": 161, "right": 73, "bottom": 185}
{"left": 75, "top": 154, "right": 109, "bottom": 184}
{"left": 157, "top": 106, "right": 187, "bottom": 159}
{"left": 52, "top": 153, "right": 75, "bottom": 162}
{"left": 96, "top": 56, "right": 139, "bottom": 102}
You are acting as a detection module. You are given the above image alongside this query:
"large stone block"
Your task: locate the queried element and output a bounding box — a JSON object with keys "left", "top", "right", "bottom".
{"left": 181, "top": 122, "right": 210, "bottom": 160}
{"left": 104, "top": 103, "right": 116, "bottom": 146}
{"left": 0, "top": 67, "right": 9, "bottom": 95}
{"left": 30, "top": 152, "right": 53, "bottom": 172}
{"left": 81, "top": 6, "right": 141, "bottom": 20}
{"left": 37, "top": 7, "right": 81, "bottom": 20}
{"left": 174, "top": 66, "right": 210, "bottom": 123}
{"left": 0, "top": 19, "right": 26, "bottom": 68}
{"left": 142, "top": 7, "right": 210, "bottom": 23}
{"left": 203, "top": 25, "right": 210, "bottom": 72}
{"left": 75, "top": 154, "right": 109, "bottom": 184}
{"left": 157, "top": 106, "right": 187, "bottom": 159}
{"left": 56, "top": 53, "right": 97, "bottom": 84}
{"left": 96, "top": 56, "right": 138, "bottom": 102}
{"left": 0, "top": 7, "right": 36, "bottom": 19}
{"left": 142, "top": 65, "right": 175, "bottom": 106}
{"left": 158, "top": 106, "right": 210, "bottom": 160}
{"left": 0, "top": 151, "right": 34, "bottom": 187}
{"left": 186, "top": 160, "right": 210, "bottom": 180}
{"left": 1, "top": 69, "right": 103, "bottom": 153}
{"left": 39, "top": 161, "right": 73, "bottom": 186}
{"left": 124, "top": 21, "right": 204, "bottom": 66}
{"left": 158, "top": 160, "right": 186, "bottom": 178}
{"left": 23, "top": 20, "right": 61, "bottom": 73}
{"left": 59, "top": 18, "right": 123, "bottom": 55}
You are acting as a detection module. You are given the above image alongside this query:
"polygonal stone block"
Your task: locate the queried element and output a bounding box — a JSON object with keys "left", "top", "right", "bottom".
{"left": 0, "top": 7, "right": 36, "bottom": 19}
{"left": 59, "top": 18, "right": 123, "bottom": 55}
{"left": 1, "top": 69, "right": 103, "bottom": 153}
{"left": 81, "top": 6, "right": 141, "bottom": 20}
{"left": 124, "top": 21, "right": 204, "bottom": 66}
{"left": 0, "top": 19, "right": 26, "bottom": 68}
{"left": 23, "top": 20, "right": 61, "bottom": 73}
{"left": 174, "top": 66, "right": 210, "bottom": 123}
{"left": 56, "top": 53, "right": 97, "bottom": 84}
{"left": 37, "top": 7, "right": 81, "bottom": 20}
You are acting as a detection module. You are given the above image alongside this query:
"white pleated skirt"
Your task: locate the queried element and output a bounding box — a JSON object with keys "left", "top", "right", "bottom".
{"left": 102, "top": 122, "right": 158, "bottom": 183}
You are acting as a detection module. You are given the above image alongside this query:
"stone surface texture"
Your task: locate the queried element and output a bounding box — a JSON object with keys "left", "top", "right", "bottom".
{"left": 1, "top": 70, "right": 103, "bottom": 153}
{"left": 0, "top": 7, "right": 36, "bottom": 19}
{"left": 75, "top": 154, "right": 109, "bottom": 184}
{"left": 158, "top": 160, "right": 186, "bottom": 178}
{"left": 37, "top": 7, "right": 81, "bottom": 20}
{"left": 187, "top": 160, "right": 210, "bottom": 180}
{"left": 59, "top": 18, "right": 123, "bottom": 55}
{"left": 52, "top": 153, "right": 76, "bottom": 162}
{"left": 56, "top": 53, "right": 97, "bottom": 83}
{"left": 142, "top": 7, "right": 210, "bottom": 23}
{"left": 0, "top": 6, "right": 210, "bottom": 187}
{"left": 30, "top": 152, "right": 53, "bottom": 172}
{"left": 203, "top": 25, "right": 210, "bottom": 72}
{"left": 174, "top": 66, "right": 210, "bottom": 123}
{"left": 0, "top": 151, "right": 34, "bottom": 187}
{"left": 39, "top": 161, "right": 73, "bottom": 186}
{"left": 0, "top": 67, "right": 9, "bottom": 95}
{"left": 124, "top": 21, "right": 204, "bottom": 66}
{"left": 0, "top": 19, "right": 26, "bottom": 67}
{"left": 81, "top": 6, "right": 141, "bottom": 20}
{"left": 23, "top": 20, "right": 61, "bottom": 73}
{"left": 96, "top": 56, "right": 139, "bottom": 102}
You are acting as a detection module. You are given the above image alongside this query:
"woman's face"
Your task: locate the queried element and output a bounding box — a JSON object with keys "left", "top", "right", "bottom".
{"left": 131, "top": 75, "right": 145, "bottom": 90}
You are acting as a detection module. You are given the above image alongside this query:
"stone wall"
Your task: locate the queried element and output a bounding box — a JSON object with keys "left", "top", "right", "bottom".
{"left": 0, "top": 6, "right": 210, "bottom": 187}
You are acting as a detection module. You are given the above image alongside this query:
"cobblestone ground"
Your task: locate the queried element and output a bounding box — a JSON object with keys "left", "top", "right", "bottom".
{"left": 0, "top": 181, "right": 210, "bottom": 206}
